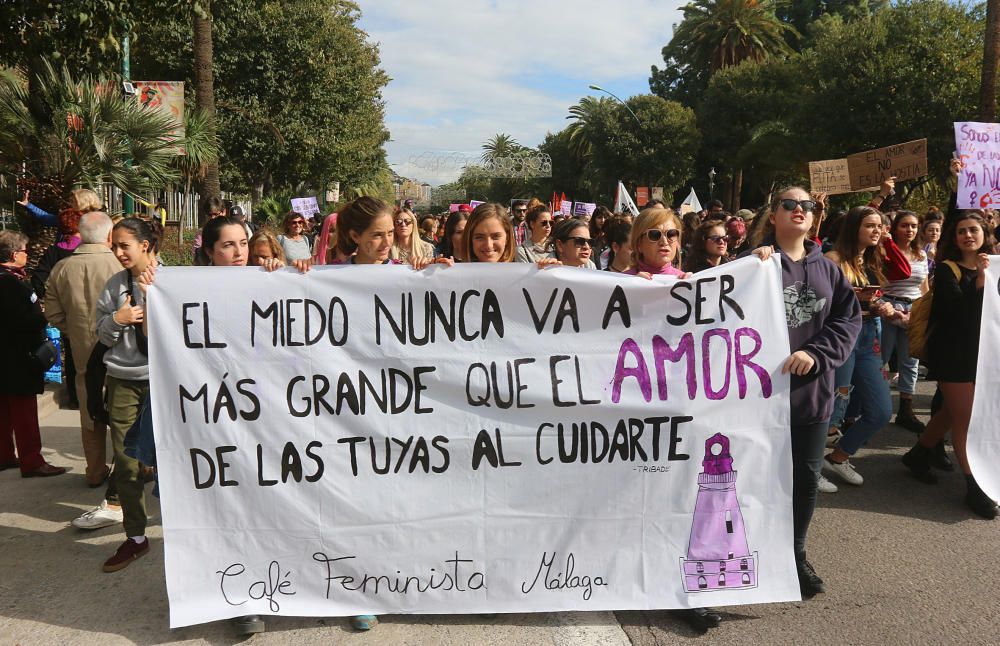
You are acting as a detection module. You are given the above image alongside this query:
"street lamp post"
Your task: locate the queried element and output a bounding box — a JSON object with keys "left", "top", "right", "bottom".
{"left": 708, "top": 167, "right": 716, "bottom": 200}
{"left": 589, "top": 84, "right": 649, "bottom": 201}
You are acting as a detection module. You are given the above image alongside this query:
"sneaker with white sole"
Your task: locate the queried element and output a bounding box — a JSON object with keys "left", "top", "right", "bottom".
{"left": 72, "top": 500, "right": 123, "bottom": 530}
{"left": 817, "top": 474, "right": 838, "bottom": 493}
{"left": 822, "top": 455, "right": 864, "bottom": 486}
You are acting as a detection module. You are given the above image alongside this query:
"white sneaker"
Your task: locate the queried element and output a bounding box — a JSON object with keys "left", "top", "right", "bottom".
{"left": 823, "top": 456, "right": 864, "bottom": 486}
{"left": 817, "top": 474, "right": 839, "bottom": 493}
{"left": 71, "top": 500, "right": 123, "bottom": 530}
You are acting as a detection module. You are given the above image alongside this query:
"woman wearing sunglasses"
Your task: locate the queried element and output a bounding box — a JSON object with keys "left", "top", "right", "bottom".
{"left": 278, "top": 212, "right": 313, "bottom": 261}
{"left": 624, "top": 208, "right": 688, "bottom": 278}
{"left": 515, "top": 205, "right": 554, "bottom": 263}
{"left": 390, "top": 207, "right": 434, "bottom": 263}
{"left": 750, "top": 187, "right": 861, "bottom": 598}
{"left": 549, "top": 218, "right": 597, "bottom": 268}
{"left": 683, "top": 220, "right": 729, "bottom": 273}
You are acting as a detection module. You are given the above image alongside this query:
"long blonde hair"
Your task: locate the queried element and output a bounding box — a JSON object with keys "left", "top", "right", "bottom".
{"left": 389, "top": 207, "right": 429, "bottom": 260}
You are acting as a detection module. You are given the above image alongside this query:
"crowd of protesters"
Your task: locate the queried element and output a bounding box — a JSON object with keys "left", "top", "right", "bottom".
{"left": 1, "top": 155, "right": 996, "bottom": 635}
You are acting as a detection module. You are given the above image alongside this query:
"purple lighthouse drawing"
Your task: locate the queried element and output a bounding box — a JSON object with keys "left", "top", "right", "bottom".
{"left": 680, "top": 432, "right": 758, "bottom": 592}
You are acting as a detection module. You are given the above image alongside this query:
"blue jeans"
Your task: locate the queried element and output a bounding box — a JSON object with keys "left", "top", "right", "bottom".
{"left": 881, "top": 298, "right": 919, "bottom": 395}
{"left": 829, "top": 318, "right": 893, "bottom": 456}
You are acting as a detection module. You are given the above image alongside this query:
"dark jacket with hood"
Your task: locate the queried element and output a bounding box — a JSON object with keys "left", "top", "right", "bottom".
{"left": 747, "top": 238, "right": 861, "bottom": 425}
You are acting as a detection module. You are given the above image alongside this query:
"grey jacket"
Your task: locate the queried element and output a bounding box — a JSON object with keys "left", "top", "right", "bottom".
{"left": 95, "top": 269, "right": 149, "bottom": 381}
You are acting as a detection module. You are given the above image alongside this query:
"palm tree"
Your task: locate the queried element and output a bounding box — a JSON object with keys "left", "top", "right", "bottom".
{"left": 481, "top": 133, "right": 523, "bottom": 164}
{"left": 0, "top": 61, "right": 179, "bottom": 195}
{"left": 173, "top": 107, "right": 221, "bottom": 237}
{"left": 671, "top": 0, "right": 798, "bottom": 72}
{"left": 193, "top": 0, "right": 221, "bottom": 203}
{"left": 0, "top": 61, "right": 180, "bottom": 265}
{"left": 565, "top": 96, "right": 616, "bottom": 162}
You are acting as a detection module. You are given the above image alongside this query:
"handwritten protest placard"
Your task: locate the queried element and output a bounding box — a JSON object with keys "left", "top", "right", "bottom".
{"left": 846, "top": 139, "right": 927, "bottom": 190}
{"left": 148, "top": 260, "right": 799, "bottom": 627}
{"left": 808, "top": 159, "right": 853, "bottom": 195}
{"left": 954, "top": 122, "right": 1000, "bottom": 209}
{"left": 291, "top": 196, "right": 321, "bottom": 217}
{"left": 574, "top": 202, "right": 597, "bottom": 217}
{"left": 968, "top": 257, "right": 1000, "bottom": 500}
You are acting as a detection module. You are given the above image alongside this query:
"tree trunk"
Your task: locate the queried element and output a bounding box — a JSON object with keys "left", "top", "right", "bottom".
{"left": 981, "top": 0, "right": 1000, "bottom": 121}
{"left": 193, "top": 0, "right": 221, "bottom": 206}
{"left": 732, "top": 168, "right": 743, "bottom": 212}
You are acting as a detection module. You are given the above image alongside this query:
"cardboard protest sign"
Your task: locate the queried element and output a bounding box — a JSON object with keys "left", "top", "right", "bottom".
{"left": 149, "top": 260, "right": 799, "bottom": 628}
{"left": 291, "top": 197, "right": 321, "bottom": 217}
{"left": 808, "top": 159, "right": 853, "bottom": 195}
{"left": 846, "top": 139, "right": 927, "bottom": 191}
{"left": 968, "top": 257, "right": 1000, "bottom": 500}
{"left": 954, "top": 122, "right": 1000, "bottom": 209}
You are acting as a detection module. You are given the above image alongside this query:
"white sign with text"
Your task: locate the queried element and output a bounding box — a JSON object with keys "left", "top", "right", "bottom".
{"left": 148, "top": 260, "right": 799, "bottom": 627}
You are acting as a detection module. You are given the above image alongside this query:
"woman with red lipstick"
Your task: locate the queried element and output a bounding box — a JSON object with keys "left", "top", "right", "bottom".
{"left": 902, "top": 211, "right": 996, "bottom": 518}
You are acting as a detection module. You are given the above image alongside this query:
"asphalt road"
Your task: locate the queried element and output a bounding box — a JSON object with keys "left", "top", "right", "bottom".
{"left": 1, "top": 379, "right": 997, "bottom": 645}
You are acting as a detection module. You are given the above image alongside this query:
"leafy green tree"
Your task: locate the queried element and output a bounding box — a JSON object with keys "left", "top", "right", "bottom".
{"left": 133, "top": 0, "right": 389, "bottom": 202}
{"left": 651, "top": 0, "right": 797, "bottom": 106}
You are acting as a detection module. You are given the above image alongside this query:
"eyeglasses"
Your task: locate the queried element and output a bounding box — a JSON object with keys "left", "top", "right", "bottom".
{"left": 779, "top": 199, "right": 817, "bottom": 212}
{"left": 645, "top": 228, "right": 681, "bottom": 242}
{"left": 564, "top": 236, "right": 595, "bottom": 248}
{"left": 538, "top": 220, "right": 552, "bottom": 228}
{"left": 707, "top": 235, "right": 728, "bottom": 243}
{"left": 395, "top": 219, "right": 413, "bottom": 226}
{"left": 292, "top": 220, "right": 305, "bottom": 226}
{"left": 514, "top": 208, "right": 527, "bottom": 214}
{"left": 14, "top": 248, "right": 27, "bottom": 255}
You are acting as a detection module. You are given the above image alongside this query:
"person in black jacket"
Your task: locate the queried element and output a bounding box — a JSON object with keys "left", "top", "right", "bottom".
{"left": 0, "top": 230, "right": 67, "bottom": 477}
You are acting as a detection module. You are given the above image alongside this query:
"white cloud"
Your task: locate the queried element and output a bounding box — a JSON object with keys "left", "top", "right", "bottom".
{"left": 360, "top": 0, "right": 685, "bottom": 185}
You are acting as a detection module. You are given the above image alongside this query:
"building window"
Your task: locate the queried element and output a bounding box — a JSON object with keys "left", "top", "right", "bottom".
{"left": 718, "top": 574, "right": 726, "bottom": 587}
{"left": 742, "top": 573, "right": 751, "bottom": 585}
{"left": 698, "top": 576, "right": 707, "bottom": 589}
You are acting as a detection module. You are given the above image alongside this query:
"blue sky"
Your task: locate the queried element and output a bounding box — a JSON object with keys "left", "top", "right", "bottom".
{"left": 359, "top": 0, "right": 687, "bottom": 185}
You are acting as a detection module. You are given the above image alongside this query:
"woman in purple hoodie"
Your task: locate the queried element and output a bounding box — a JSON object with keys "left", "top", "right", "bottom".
{"left": 752, "top": 187, "right": 862, "bottom": 598}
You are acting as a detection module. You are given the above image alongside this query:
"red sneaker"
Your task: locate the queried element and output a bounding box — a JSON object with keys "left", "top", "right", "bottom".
{"left": 103, "top": 538, "right": 150, "bottom": 573}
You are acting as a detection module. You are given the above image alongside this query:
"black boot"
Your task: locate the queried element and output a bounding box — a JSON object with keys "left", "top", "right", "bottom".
{"left": 895, "top": 398, "right": 925, "bottom": 433}
{"left": 796, "top": 558, "right": 825, "bottom": 598}
{"left": 929, "top": 440, "right": 953, "bottom": 471}
{"left": 965, "top": 475, "right": 998, "bottom": 519}
{"left": 901, "top": 443, "right": 938, "bottom": 484}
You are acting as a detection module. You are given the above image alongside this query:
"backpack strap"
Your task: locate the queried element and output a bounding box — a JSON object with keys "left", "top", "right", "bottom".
{"left": 941, "top": 260, "right": 962, "bottom": 282}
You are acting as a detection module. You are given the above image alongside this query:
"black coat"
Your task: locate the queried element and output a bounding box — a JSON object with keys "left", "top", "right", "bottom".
{"left": 0, "top": 265, "right": 46, "bottom": 395}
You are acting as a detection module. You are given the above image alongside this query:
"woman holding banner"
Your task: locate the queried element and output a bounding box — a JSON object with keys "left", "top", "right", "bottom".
{"left": 549, "top": 218, "right": 597, "bottom": 269}
{"left": 683, "top": 220, "right": 729, "bottom": 274}
{"left": 751, "top": 187, "right": 861, "bottom": 597}
{"left": 902, "top": 212, "right": 996, "bottom": 518}
{"left": 624, "top": 208, "right": 688, "bottom": 278}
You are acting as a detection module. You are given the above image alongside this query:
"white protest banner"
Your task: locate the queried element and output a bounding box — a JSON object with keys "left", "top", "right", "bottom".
{"left": 808, "top": 159, "right": 853, "bottom": 195}
{"left": 148, "top": 259, "right": 799, "bottom": 628}
{"left": 574, "top": 202, "right": 597, "bottom": 217}
{"left": 954, "top": 122, "right": 1000, "bottom": 209}
{"left": 291, "top": 196, "right": 321, "bottom": 217}
{"left": 967, "top": 257, "right": 1000, "bottom": 500}
{"left": 845, "top": 139, "right": 927, "bottom": 191}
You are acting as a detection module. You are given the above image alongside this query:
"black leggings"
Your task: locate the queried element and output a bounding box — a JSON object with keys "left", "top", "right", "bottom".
{"left": 791, "top": 421, "right": 829, "bottom": 561}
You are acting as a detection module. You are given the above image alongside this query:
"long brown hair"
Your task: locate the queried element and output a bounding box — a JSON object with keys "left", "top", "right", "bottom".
{"left": 833, "top": 205, "right": 885, "bottom": 287}
{"left": 462, "top": 203, "right": 516, "bottom": 263}
{"left": 890, "top": 210, "right": 925, "bottom": 260}
{"left": 336, "top": 196, "right": 392, "bottom": 256}
{"left": 937, "top": 211, "right": 992, "bottom": 262}
{"left": 684, "top": 220, "right": 727, "bottom": 272}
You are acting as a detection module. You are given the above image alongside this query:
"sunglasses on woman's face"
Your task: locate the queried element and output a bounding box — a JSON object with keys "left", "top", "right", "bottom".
{"left": 645, "top": 228, "right": 680, "bottom": 242}
{"left": 538, "top": 220, "right": 552, "bottom": 228}
{"left": 395, "top": 219, "right": 413, "bottom": 226}
{"left": 564, "top": 236, "right": 594, "bottom": 248}
{"left": 779, "top": 199, "right": 816, "bottom": 212}
{"left": 707, "top": 234, "right": 728, "bottom": 243}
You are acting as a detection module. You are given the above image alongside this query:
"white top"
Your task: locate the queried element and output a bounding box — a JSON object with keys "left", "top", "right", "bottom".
{"left": 884, "top": 253, "right": 929, "bottom": 300}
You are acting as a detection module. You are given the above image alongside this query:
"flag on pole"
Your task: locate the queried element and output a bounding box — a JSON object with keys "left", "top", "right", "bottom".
{"left": 615, "top": 181, "right": 640, "bottom": 216}
{"left": 679, "top": 187, "right": 703, "bottom": 215}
